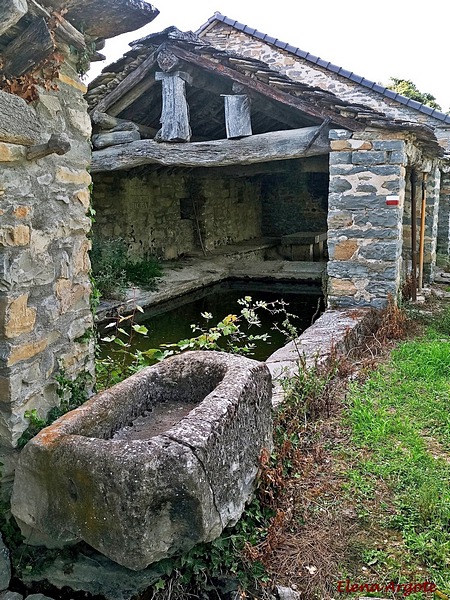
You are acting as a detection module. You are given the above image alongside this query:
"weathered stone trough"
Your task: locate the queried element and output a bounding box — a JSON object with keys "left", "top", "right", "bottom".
{"left": 11, "top": 352, "right": 272, "bottom": 571}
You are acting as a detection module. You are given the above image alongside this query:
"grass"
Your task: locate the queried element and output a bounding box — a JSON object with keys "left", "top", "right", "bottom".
{"left": 90, "top": 237, "right": 162, "bottom": 300}
{"left": 342, "top": 303, "right": 450, "bottom": 596}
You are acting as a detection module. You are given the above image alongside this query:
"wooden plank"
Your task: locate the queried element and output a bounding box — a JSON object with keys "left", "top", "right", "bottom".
{"left": 91, "top": 125, "right": 331, "bottom": 172}
{"left": 155, "top": 71, "right": 192, "bottom": 142}
{"left": 94, "top": 50, "right": 158, "bottom": 115}
{"left": 170, "top": 45, "right": 364, "bottom": 131}
{"left": 0, "top": 18, "right": 55, "bottom": 78}
{"left": 0, "top": 89, "right": 41, "bottom": 145}
{"left": 0, "top": 0, "right": 28, "bottom": 36}
{"left": 91, "top": 111, "right": 157, "bottom": 138}
{"left": 27, "top": 0, "right": 86, "bottom": 50}
{"left": 223, "top": 95, "right": 252, "bottom": 139}
{"left": 92, "top": 130, "right": 140, "bottom": 149}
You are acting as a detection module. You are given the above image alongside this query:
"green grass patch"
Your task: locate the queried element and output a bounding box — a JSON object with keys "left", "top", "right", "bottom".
{"left": 344, "top": 307, "right": 450, "bottom": 594}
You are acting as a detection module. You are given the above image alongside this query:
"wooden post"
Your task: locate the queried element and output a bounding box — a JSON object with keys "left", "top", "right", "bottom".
{"left": 222, "top": 95, "right": 252, "bottom": 139}
{"left": 410, "top": 169, "right": 417, "bottom": 301}
{"left": 418, "top": 172, "right": 428, "bottom": 291}
{"left": 155, "top": 71, "right": 192, "bottom": 143}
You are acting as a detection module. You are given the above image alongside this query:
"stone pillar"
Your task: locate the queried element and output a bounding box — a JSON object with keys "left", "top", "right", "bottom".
{"left": 327, "top": 129, "right": 407, "bottom": 308}
{"left": 0, "top": 66, "right": 94, "bottom": 486}
{"left": 422, "top": 166, "right": 440, "bottom": 281}
{"left": 437, "top": 171, "right": 450, "bottom": 258}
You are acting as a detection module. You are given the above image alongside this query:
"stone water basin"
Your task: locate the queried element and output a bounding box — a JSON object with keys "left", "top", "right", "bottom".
{"left": 11, "top": 351, "right": 272, "bottom": 571}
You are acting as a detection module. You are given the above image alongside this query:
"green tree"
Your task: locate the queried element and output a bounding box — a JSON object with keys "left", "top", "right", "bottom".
{"left": 387, "top": 77, "right": 442, "bottom": 111}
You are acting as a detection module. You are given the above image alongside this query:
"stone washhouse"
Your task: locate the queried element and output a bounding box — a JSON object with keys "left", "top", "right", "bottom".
{"left": 87, "top": 13, "right": 450, "bottom": 312}
{"left": 0, "top": 4, "right": 450, "bottom": 597}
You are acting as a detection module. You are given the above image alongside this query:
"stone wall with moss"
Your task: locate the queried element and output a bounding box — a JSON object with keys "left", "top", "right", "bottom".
{"left": 0, "top": 64, "right": 94, "bottom": 484}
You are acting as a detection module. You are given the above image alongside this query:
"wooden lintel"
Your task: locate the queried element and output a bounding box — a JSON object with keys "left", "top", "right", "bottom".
{"left": 91, "top": 125, "right": 331, "bottom": 173}
{"left": 0, "top": 0, "right": 28, "bottom": 37}
{"left": 94, "top": 50, "right": 158, "bottom": 115}
{"left": 0, "top": 17, "right": 55, "bottom": 78}
{"left": 170, "top": 45, "right": 363, "bottom": 132}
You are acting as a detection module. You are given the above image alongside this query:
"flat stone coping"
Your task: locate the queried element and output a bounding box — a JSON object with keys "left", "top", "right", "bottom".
{"left": 281, "top": 231, "right": 327, "bottom": 244}
{"left": 96, "top": 255, "right": 326, "bottom": 322}
{"left": 266, "top": 307, "right": 380, "bottom": 406}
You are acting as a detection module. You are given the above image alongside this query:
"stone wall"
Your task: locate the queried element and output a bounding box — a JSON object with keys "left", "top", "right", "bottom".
{"left": 438, "top": 172, "right": 450, "bottom": 256}
{"left": 200, "top": 22, "right": 450, "bottom": 154}
{"left": 0, "top": 62, "right": 94, "bottom": 485}
{"left": 260, "top": 159, "right": 328, "bottom": 236}
{"left": 93, "top": 170, "right": 262, "bottom": 259}
{"left": 327, "top": 129, "right": 407, "bottom": 308}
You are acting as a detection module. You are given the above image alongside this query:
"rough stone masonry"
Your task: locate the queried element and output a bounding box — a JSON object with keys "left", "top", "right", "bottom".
{"left": 0, "top": 61, "right": 94, "bottom": 491}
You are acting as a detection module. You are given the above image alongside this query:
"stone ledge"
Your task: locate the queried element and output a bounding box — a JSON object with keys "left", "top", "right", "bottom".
{"left": 266, "top": 308, "right": 381, "bottom": 406}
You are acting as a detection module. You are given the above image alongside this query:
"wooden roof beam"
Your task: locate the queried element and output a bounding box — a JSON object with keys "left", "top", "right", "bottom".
{"left": 170, "top": 45, "right": 364, "bottom": 132}
{"left": 94, "top": 50, "right": 158, "bottom": 115}
{"left": 91, "top": 124, "right": 331, "bottom": 172}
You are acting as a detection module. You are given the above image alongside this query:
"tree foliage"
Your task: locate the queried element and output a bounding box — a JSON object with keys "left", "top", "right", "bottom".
{"left": 387, "top": 77, "right": 442, "bottom": 111}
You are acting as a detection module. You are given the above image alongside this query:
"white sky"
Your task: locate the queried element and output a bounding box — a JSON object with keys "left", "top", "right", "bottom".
{"left": 87, "top": 0, "right": 450, "bottom": 113}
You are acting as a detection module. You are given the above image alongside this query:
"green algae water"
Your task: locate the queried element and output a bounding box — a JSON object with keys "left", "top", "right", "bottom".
{"left": 100, "top": 279, "right": 324, "bottom": 362}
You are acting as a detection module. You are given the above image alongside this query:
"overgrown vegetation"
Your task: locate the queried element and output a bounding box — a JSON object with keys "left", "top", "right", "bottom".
{"left": 17, "top": 370, "right": 92, "bottom": 448}
{"left": 96, "top": 297, "right": 292, "bottom": 391}
{"left": 90, "top": 237, "right": 162, "bottom": 300}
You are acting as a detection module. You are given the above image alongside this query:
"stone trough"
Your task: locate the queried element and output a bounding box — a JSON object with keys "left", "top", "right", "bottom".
{"left": 11, "top": 352, "right": 272, "bottom": 571}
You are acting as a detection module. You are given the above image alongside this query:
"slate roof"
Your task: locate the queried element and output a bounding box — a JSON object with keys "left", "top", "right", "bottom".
{"left": 198, "top": 12, "right": 450, "bottom": 126}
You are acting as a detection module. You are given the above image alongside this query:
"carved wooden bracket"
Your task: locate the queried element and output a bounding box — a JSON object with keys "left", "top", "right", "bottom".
{"left": 26, "top": 133, "right": 71, "bottom": 161}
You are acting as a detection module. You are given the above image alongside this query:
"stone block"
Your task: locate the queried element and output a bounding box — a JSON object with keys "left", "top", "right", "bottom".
{"left": 327, "top": 210, "right": 353, "bottom": 228}
{"left": 359, "top": 241, "right": 401, "bottom": 261}
{"left": 0, "top": 226, "right": 30, "bottom": 247}
{"left": 329, "top": 279, "right": 357, "bottom": 296}
{"left": 0, "top": 591, "right": 22, "bottom": 600}
{"left": 55, "top": 167, "right": 91, "bottom": 187}
{"left": 352, "top": 151, "right": 387, "bottom": 165}
{"left": 13, "top": 206, "right": 31, "bottom": 219}
{"left": 371, "top": 140, "right": 405, "bottom": 151}
{"left": 330, "top": 139, "right": 372, "bottom": 151}
{"left": 7, "top": 338, "right": 48, "bottom": 367}
{"left": 329, "top": 129, "right": 352, "bottom": 140}
{"left": 0, "top": 143, "right": 26, "bottom": 163}
{"left": 11, "top": 351, "right": 272, "bottom": 571}
{"left": 331, "top": 239, "right": 358, "bottom": 260}
{"left": 4, "top": 295, "right": 36, "bottom": 338}
{"left": 329, "top": 177, "right": 352, "bottom": 193}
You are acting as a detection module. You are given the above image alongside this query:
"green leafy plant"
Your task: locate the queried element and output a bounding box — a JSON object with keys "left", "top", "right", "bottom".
{"left": 90, "top": 237, "right": 162, "bottom": 300}
{"left": 96, "top": 297, "right": 293, "bottom": 390}
{"left": 17, "top": 370, "right": 92, "bottom": 448}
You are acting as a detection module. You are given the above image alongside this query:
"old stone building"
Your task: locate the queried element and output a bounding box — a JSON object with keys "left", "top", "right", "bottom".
{"left": 0, "top": 0, "right": 158, "bottom": 487}
{"left": 88, "top": 15, "right": 450, "bottom": 310}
